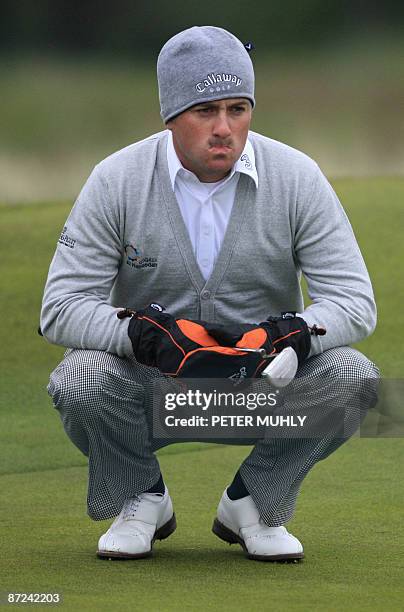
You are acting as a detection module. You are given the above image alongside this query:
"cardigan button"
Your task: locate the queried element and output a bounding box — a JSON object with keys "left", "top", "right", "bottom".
{"left": 201, "top": 290, "right": 211, "bottom": 300}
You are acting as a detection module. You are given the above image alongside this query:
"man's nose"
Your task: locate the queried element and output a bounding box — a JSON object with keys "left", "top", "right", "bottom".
{"left": 212, "top": 111, "right": 232, "bottom": 138}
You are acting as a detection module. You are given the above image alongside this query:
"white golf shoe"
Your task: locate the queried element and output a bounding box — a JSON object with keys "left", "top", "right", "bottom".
{"left": 97, "top": 487, "right": 176, "bottom": 559}
{"left": 212, "top": 489, "right": 304, "bottom": 561}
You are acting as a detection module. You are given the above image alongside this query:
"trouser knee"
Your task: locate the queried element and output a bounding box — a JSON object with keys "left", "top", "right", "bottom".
{"left": 295, "top": 347, "right": 379, "bottom": 438}
{"left": 321, "top": 347, "right": 379, "bottom": 381}
{"left": 47, "top": 350, "right": 146, "bottom": 429}
{"left": 324, "top": 347, "right": 379, "bottom": 412}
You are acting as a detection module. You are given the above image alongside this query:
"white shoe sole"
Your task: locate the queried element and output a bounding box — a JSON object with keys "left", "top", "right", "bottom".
{"left": 212, "top": 518, "right": 304, "bottom": 562}
{"left": 97, "top": 513, "right": 177, "bottom": 560}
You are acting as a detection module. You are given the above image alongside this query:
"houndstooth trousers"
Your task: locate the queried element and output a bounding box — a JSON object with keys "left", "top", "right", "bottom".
{"left": 47, "top": 347, "right": 379, "bottom": 525}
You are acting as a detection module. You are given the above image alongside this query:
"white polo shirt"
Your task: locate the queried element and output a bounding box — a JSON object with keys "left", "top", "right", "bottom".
{"left": 167, "top": 130, "right": 258, "bottom": 280}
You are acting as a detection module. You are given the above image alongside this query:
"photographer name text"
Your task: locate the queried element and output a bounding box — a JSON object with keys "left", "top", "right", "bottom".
{"left": 164, "top": 414, "right": 307, "bottom": 428}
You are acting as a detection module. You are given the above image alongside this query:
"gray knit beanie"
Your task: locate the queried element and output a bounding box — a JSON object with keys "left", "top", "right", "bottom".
{"left": 157, "top": 26, "right": 255, "bottom": 122}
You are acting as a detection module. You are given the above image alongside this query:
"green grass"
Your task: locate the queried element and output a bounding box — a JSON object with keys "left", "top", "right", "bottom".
{"left": 1, "top": 178, "right": 404, "bottom": 610}
{"left": 1, "top": 441, "right": 404, "bottom": 611}
{"left": 1, "top": 37, "right": 404, "bottom": 202}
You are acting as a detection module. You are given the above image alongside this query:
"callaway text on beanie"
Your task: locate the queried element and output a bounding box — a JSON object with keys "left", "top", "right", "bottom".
{"left": 157, "top": 26, "right": 255, "bottom": 122}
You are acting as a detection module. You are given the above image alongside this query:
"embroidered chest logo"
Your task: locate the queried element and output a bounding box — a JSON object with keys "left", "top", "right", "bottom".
{"left": 58, "top": 226, "right": 76, "bottom": 249}
{"left": 124, "top": 244, "right": 157, "bottom": 269}
{"left": 195, "top": 73, "right": 242, "bottom": 94}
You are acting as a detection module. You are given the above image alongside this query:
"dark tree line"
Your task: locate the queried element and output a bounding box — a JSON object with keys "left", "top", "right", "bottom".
{"left": 1, "top": 0, "right": 403, "bottom": 57}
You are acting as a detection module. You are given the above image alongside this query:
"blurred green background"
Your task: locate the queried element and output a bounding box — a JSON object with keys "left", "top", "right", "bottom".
{"left": 0, "top": 0, "right": 403, "bottom": 203}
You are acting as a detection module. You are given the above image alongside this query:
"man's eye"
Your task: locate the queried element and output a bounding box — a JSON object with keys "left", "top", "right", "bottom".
{"left": 232, "top": 106, "right": 246, "bottom": 113}
{"left": 197, "top": 107, "right": 213, "bottom": 114}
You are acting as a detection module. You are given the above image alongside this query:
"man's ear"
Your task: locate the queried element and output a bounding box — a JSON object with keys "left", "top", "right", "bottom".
{"left": 166, "top": 119, "right": 174, "bottom": 131}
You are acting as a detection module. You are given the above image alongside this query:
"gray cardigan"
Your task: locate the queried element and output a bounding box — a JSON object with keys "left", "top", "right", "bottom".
{"left": 40, "top": 130, "right": 376, "bottom": 358}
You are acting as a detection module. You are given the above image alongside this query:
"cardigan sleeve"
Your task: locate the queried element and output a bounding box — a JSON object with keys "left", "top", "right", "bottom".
{"left": 295, "top": 166, "right": 376, "bottom": 356}
{"left": 40, "top": 165, "right": 133, "bottom": 357}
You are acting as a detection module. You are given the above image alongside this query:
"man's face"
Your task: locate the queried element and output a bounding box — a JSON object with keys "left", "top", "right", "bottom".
{"left": 167, "top": 98, "right": 252, "bottom": 182}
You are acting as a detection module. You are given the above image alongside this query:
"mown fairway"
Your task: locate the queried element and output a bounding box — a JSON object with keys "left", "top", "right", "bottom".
{"left": 0, "top": 178, "right": 403, "bottom": 610}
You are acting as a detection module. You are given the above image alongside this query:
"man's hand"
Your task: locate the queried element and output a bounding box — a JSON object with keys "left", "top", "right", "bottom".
{"left": 259, "top": 314, "right": 326, "bottom": 387}
{"left": 261, "top": 313, "right": 312, "bottom": 367}
{"left": 119, "top": 305, "right": 321, "bottom": 380}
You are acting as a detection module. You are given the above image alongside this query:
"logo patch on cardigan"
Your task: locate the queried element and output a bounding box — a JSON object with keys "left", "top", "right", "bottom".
{"left": 58, "top": 226, "right": 76, "bottom": 249}
{"left": 124, "top": 244, "right": 157, "bottom": 269}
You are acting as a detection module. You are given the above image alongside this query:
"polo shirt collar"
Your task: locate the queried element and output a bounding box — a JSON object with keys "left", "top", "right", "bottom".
{"left": 167, "top": 130, "right": 258, "bottom": 190}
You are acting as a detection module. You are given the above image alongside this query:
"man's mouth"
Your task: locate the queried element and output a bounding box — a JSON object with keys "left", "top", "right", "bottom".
{"left": 209, "top": 144, "right": 232, "bottom": 152}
